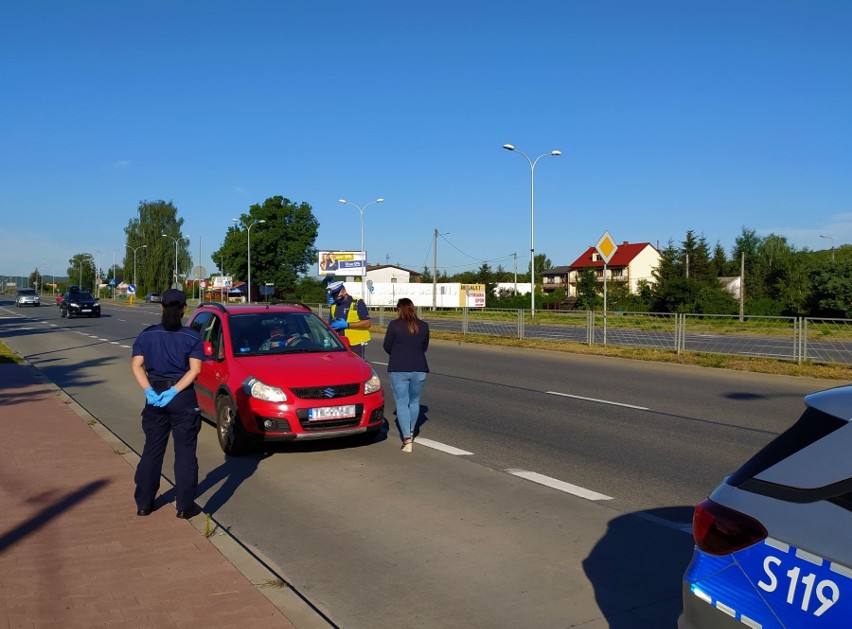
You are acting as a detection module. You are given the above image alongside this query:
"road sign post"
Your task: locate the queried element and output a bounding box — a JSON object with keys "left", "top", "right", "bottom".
{"left": 595, "top": 232, "right": 618, "bottom": 344}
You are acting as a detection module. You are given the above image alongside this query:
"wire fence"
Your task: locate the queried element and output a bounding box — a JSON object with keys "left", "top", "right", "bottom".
{"left": 345, "top": 306, "right": 852, "bottom": 366}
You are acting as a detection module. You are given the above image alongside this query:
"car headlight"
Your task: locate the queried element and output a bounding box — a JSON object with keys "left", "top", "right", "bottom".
{"left": 69, "top": 302, "right": 78, "bottom": 306}
{"left": 243, "top": 377, "right": 287, "bottom": 402}
{"left": 364, "top": 368, "right": 382, "bottom": 395}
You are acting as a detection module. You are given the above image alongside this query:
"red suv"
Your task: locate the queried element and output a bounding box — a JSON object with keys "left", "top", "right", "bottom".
{"left": 188, "top": 302, "right": 385, "bottom": 455}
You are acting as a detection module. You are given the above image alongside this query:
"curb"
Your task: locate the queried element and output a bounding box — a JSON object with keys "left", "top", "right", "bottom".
{"left": 26, "top": 365, "right": 334, "bottom": 629}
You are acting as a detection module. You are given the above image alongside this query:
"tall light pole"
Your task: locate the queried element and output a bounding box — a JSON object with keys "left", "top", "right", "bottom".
{"left": 95, "top": 251, "right": 102, "bottom": 296}
{"left": 232, "top": 218, "right": 266, "bottom": 303}
{"left": 503, "top": 144, "right": 561, "bottom": 318}
{"left": 820, "top": 234, "right": 835, "bottom": 262}
{"left": 161, "top": 234, "right": 184, "bottom": 290}
{"left": 339, "top": 198, "right": 384, "bottom": 301}
{"left": 126, "top": 244, "right": 147, "bottom": 287}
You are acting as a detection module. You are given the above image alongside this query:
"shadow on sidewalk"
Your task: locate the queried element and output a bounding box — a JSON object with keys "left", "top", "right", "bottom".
{"left": 0, "top": 479, "right": 110, "bottom": 552}
{"left": 195, "top": 452, "right": 273, "bottom": 515}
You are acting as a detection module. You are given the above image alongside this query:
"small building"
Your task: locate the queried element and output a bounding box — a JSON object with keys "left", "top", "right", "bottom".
{"left": 542, "top": 242, "right": 661, "bottom": 298}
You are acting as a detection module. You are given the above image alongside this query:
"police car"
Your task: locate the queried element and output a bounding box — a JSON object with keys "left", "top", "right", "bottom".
{"left": 679, "top": 384, "right": 852, "bottom": 628}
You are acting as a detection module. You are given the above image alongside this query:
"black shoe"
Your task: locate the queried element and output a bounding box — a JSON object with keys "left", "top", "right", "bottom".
{"left": 136, "top": 507, "right": 153, "bottom": 517}
{"left": 175, "top": 506, "right": 199, "bottom": 519}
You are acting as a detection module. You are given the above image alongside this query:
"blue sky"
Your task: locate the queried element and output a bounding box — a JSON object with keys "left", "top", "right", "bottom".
{"left": 1, "top": 1, "right": 850, "bottom": 283}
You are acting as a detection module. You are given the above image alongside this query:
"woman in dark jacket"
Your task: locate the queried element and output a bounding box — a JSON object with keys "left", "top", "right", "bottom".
{"left": 383, "top": 298, "right": 429, "bottom": 453}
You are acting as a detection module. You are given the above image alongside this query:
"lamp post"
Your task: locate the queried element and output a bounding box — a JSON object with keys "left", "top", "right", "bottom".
{"left": 338, "top": 198, "right": 384, "bottom": 301}
{"left": 232, "top": 218, "right": 266, "bottom": 303}
{"left": 820, "top": 234, "right": 835, "bottom": 262}
{"left": 502, "top": 144, "right": 561, "bottom": 318}
{"left": 126, "top": 244, "right": 147, "bottom": 288}
{"left": 161, "top": 234, "right": 184, "bottom": 290}
{"left": 95, "top": 251, "right": 102, "bottom": 296}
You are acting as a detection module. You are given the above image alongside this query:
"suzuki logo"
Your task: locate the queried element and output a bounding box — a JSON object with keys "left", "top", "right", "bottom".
{"left": 322, "top": 387, "right": 336, "bottom": 398}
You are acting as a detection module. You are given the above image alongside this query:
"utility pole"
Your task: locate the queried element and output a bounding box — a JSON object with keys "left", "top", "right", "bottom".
{"left": 432, "top": 229, "right": 438, "bottom": 310}
{"left": 739, "top": 251, "right": 745, "bottom": 322}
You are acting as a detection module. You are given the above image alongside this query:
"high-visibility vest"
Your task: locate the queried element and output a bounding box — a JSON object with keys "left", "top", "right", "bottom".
{"left": 332, "top": 297, "right": 371, "bottom": 346}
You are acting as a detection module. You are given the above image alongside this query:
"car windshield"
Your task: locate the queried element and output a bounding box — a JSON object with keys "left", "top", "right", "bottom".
{"left": 227, "top": 312, "right": 345, "bottom": 356}
{"left": 70, "top": 291, "right": 95, "bottom": 300}
{"left": 18, "top": 289, "right": 36, "bottom": 295}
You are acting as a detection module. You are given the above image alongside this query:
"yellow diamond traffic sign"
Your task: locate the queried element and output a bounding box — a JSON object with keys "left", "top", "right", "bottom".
{"left": 595, "top": 231, "right": 618, "bottom": 264}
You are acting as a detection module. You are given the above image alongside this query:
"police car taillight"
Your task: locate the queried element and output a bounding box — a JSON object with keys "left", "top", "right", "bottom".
{"left": 692, "top": 499, "right": 767, "bottom": 556}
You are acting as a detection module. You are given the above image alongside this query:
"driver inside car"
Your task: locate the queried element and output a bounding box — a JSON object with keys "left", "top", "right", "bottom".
{"left": 259, "top": 322, "right": 288, "bottom": 351}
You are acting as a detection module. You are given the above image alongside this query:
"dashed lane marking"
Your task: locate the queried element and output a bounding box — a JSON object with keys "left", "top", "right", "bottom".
{"left": 414, "top": 437, "right": 473, "bottom": 456}
{"left": 505, "top": 469, "right": 612, "bottom": 501}
{"left": 546, "top": 391, "right": 649, "bottom": 410}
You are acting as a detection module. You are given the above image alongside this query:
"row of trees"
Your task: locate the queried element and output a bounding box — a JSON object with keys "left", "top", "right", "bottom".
{"left": 422, "top": 229, "right": 850, "bottom": 318}
{"left": 41, "top": 198, "right": 323, "bottom": 302}
{"left": 23, "top": 194, "right": 849, "bottom": 319}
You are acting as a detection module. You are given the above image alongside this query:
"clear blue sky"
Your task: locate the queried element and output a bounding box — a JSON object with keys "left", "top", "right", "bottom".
{"left": 2, "top": 1, "right": 850, "bottom": 283}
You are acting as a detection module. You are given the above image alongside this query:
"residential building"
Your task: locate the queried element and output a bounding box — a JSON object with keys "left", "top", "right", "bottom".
{"left": 542, "top": 242, "right": 661, "bottom": 298}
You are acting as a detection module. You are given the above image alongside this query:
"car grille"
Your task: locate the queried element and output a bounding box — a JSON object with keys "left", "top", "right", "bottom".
{"left": 290, "top": 384, "right": 360, "bottom": 399}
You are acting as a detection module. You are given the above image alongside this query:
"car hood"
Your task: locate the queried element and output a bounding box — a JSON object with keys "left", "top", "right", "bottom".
{"left": 232, "top": 351, "right": 375, "bottom": 387}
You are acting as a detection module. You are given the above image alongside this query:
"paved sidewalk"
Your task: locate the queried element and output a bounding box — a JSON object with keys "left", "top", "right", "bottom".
{"left": 0, "top": 363, "right": 316, "bottom": 628}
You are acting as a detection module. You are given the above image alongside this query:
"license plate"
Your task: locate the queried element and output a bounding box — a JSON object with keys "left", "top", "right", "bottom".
{"left": 308, "top": 405, "right": 356, "bottom": 421}
{"left": 81, "top": 309, "right": 91, "bottom": 312}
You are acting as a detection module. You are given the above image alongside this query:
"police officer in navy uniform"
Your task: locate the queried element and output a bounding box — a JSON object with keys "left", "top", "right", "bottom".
{"left": 131, "top": 288, "right": 204, "bottom": 518}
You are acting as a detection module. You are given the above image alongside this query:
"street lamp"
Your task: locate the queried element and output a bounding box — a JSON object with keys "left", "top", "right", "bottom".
{"left": 819, "top": 234, "right": 835, "bottom": 262}
{"left": 338, "top": 197, "right": 384, "bottom": 301}
{"left": 503, "top": 144, "right": 561, "bottom": 318}
{"left": 161, "top": 234, "right": 185, "bottom": 290}
{"left": 126, "top": 244, "right": 147, "bottom": 288}
{"left": 232, "top": 218, "right": 266, "bottom": 303}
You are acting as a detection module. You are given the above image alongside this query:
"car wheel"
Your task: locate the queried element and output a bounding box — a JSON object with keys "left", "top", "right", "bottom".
{"left": 216, "top": 396, "right": 250, "bottom": 456}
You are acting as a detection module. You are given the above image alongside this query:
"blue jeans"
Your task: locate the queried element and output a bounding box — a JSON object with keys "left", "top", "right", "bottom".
{"left": 389, "top": 371, "right": 427, "bottom": 440}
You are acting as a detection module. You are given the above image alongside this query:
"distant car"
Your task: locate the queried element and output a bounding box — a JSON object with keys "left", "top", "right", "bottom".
{"left": 60, "top": 290, "right": 101, "bottom": 318}
{"left": 16, "top": 288, "right": 40, "bottom": 307}
{"left": 679, "top": 384, "right": 852, "bottom": 628}
{"left": 187, "top": 302, "right": 385, "bottom": 455}
{"left": 145, "top": 292, "right": 162, "bottom": 303}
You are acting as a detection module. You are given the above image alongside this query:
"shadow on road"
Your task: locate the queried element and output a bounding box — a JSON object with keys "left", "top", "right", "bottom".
{"left": 583, "top": 506, "right": 695, "bottom": 628}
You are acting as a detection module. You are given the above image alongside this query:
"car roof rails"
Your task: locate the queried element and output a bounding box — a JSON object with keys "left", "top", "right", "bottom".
{"left": 268, "top": 300, "right": 312, "bottom": 310}
{"left": 198, "top": 302, "right": 228, "bottom": 312}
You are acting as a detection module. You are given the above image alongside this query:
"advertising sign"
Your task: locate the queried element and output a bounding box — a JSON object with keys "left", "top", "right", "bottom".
{"left": 212, "top": 276, "right": 233, "bottom": 288}
{"left": 318, "top": 250, "right": 366, "bottom": 277}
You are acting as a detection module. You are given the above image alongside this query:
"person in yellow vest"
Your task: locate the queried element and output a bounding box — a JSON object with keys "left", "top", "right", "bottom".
{"left": 327, "top": 281, "right": 371, "bottom": 359}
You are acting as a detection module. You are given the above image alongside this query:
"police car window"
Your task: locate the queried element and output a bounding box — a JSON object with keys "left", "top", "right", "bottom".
{"left": 728, "top": 406, "right": 847, "bottom": 488}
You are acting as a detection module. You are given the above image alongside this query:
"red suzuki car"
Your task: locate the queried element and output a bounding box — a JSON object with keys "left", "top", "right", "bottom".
{"left": 188, "top": 302, "right": 385, "bottom": 455}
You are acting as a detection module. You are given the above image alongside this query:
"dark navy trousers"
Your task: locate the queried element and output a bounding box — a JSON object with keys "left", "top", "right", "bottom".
{"left": 134, "top": 387, "right": 201, "bottom": 512}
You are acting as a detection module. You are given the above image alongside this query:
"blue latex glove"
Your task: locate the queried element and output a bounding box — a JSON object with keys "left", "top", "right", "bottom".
{"left": 155, "top": 386, "right": 179, "bottom": 407}
{"left": 331, "top": 318, "right": 349, "bottom": 331}
{"left": 326, "top": 292, "right": 335, "bottom": 305}
{"left": 144, "top": 387, "right": 159, "bottom": 405}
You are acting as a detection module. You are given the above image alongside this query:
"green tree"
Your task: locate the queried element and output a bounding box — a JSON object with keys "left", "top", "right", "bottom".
{"left": 808, "top": 259, "right": 852, "bottom": 317}
{"left": 66, "top": 253, "right": 96, "bottom": 290}
{"left": 732, "top": 227, "right": 762, "bottom": 300}
{"left": 575, "top": 268, "right": 602, "bottom": 310}
{"left": 420, "top": 265, "right": 433, "bottom": 283}
{"left": 710, "top": 241, "right": 729, "bottom": 277}
{"left": 213, "top": 196, "right": 319, "bottom": 298}
{"left": 124, "top": 200, "right": 191, "bottom": 295}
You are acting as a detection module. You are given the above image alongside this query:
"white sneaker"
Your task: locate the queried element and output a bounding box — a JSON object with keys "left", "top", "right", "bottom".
{"left": 401, "top": 441, "right": 413, "bottom": 453}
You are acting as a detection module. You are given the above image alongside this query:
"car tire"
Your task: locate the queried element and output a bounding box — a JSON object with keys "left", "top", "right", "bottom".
{"left": 216, "top": 396, "right": 250, "bottom": 456}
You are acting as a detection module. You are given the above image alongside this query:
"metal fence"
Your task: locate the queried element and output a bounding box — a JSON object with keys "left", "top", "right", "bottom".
{"left": 338, "top": 306, "right": 851, "bottom": 366}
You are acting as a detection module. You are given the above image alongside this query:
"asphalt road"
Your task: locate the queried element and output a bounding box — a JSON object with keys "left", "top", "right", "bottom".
{"left": 1, "top": 298, "right": 842, "bottom": 628}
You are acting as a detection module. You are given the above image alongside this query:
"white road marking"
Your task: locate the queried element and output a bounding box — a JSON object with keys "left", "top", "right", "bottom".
{"left": 546, "top": 391, "right": 648, "bottom": 410}
{"left": 414, "top": 438, "right": 473, "bottom": 455}
{"left": 505, "top": 469, "right": 612, "bottom": 501}
{"left": 120, "top": 345, "right": 131, "bottom": 349}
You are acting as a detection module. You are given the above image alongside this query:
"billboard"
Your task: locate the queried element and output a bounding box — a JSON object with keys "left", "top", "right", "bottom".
{"left": 318, "top": 250, "right": 366, "bottom": 277}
